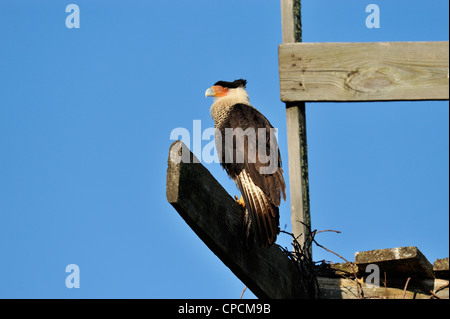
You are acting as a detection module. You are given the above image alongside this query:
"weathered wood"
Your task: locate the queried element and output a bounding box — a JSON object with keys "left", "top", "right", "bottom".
{"left": 285, "top": 106, "right": 311, "bottom": 245}
{"left": 434, "top": 258, "right": 449, "bottom": 279}
{"left": 355, "top": 246, "right": 435, "bottom": 279}
{"left": 281, "top": 0, "right": 312, "bottom": 261}
{"left": 318, "top": 276, "right": 449, "bottom": 299}
{"left": 281, "top": 0, "right": 301, "bottom": 43}
{"left": 317, "top": 262, "right": 357, "bottom": 278}
{"left": 166, "top": 141, "right": 306, "bottom": 299}
{"left": 279, "top": 41, "right": 450, "bottom": 102}
{"left": 317, "top": 249, "right": 449, "bottom": 298}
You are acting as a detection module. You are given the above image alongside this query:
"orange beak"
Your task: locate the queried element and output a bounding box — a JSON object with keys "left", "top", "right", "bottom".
{"left": 205, "top": 85, "right": 229, "bottom": 98}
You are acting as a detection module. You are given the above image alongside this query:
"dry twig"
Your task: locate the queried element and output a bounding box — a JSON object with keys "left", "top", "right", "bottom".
{"left": 430, "top": 290, "right": 443, "bottom": 299}
{"left": 309, "top": 229, "right": 363, "bottom": 298}
{"left": 278, "top": 229, "right": 319, "bottom": 299}
{"left": 429, "top": 283, "right": 448, "bottom": 299}
{"left": 280, "top": 225, "right": 366, "bottom": 299}
{"left": 240, "top": 286, "right": 248, "bottom": 299}
{"left": 435, "top": 283, "right": 449, "bottom": 293}
{"left": 402, "top": 277, "right": 411, "bottom": 299}
{"left": 384, "top": 272, "right": 388, "bottom": 299}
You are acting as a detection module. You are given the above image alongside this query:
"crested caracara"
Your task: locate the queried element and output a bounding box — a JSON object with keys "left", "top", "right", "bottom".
{"left": 205, "top": 79, "right": 286, "bottom": 248}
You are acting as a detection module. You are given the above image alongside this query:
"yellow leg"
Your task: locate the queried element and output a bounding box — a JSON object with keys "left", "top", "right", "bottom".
{"left": 234, "top": 195, "right": 246, "bottom": 209}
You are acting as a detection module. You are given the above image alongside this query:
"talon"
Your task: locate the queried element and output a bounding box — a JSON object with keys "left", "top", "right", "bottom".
{"left": 235, "top": 195, "right": 246, "bottom": 209}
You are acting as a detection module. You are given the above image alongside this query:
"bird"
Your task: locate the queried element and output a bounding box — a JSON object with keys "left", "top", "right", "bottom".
{"left": 205, "top": 79, "right": 286, "bottom": 248}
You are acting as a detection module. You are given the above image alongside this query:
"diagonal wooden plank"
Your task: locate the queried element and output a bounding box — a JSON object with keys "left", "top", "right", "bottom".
{"left": 279, "top": 41, "right": 449, "bottom": 102}
{"left": 166, "top": 140, "right": 306, "bottom": 299}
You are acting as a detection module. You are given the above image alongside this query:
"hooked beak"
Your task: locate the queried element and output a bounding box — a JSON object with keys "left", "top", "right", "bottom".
{"left": 205, "top": 85, "right": 229, "bottom": 98}
{"left": 205, "top": 87, "right": 215, "bottom": 98}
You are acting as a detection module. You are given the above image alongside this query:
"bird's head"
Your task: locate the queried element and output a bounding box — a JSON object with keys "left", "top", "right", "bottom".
{"left": 205, "top": 79, "right": 248, "bottom": 100}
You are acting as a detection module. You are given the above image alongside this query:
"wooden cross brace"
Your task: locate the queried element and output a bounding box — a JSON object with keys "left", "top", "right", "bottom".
{"left": 166, "top": 141, "right": 307, "bottom": 299}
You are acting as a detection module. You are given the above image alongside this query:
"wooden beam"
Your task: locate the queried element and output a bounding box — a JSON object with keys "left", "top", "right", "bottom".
{"left": 281, "top": 0, "right": 313, "bottom": 259}
{"left": 166, "top": 141, "right": 306, "bottom": 299}
{"left": 434, "top": 258, "right": 449, "bottom": 279}
{"left": 281, "top": 0, "right": 301, "bottom": 43}
{"left": 318, "top": 277, "right": 449, "bottom": 299}
{"left": 279, "top": 41, "right": 450, "bottom": 102}
{"left": 355, "top": 246, "right": 435, "bottom": 279}
{"left": 318, "top": 247, "right": 450, "bottom": 299}
{"left": 285, "top": 105, "right": 311, "bottom": 246}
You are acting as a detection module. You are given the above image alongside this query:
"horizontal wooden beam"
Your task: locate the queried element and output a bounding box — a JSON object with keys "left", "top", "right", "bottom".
{"left": 166, "top": 141, "right": 306, "bottom": 299}
{"left": 434, "top": 258, "right": 449, "bottom": 279}
{"left": 355, "top": 246, "right": 435, "bottom": 279}
{"left": 279, "top": 41, "right": 449, "bottom": 102}
{"left": 318, "top": 277, "right": 449, "bottom": 299}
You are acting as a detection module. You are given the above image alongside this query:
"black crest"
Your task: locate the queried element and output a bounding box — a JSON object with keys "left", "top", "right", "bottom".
{"left": 214, "top": 79, "right": 247, "bottom": 89}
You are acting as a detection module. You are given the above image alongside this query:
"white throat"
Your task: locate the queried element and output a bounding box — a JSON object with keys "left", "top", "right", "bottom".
{"left": 210, "top": 87, "right": 251, "bottom": 121}
{"left": 217, "top": 87, "right": 250, "bottom": 104}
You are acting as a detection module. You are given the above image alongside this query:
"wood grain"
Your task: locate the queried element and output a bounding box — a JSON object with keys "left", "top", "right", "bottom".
{"left": 318, "top": 277, "right": 449, "bottom": 299}
{"left": 279, "top": 41, "right": 449, "bottom": 102}
{"left": 281, "top": 0, "right": 313, "bottom": 264}
{"left": 166, "top": 141, "right": 306, "bottom": 299}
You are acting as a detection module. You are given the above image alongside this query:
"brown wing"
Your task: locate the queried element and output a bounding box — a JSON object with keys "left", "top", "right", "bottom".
{"left": 235, "top": 169, "right": 279, "bottom": 247}
{"left": 217, "top": 103, "right": 286, "bottom": 247}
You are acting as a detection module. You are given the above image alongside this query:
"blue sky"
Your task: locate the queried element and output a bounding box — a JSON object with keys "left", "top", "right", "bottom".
{"left": 0, "top": 0, "right": 448, "bottom": 299}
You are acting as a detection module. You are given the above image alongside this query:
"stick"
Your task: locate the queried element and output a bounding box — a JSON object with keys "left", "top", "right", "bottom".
{"left": 402, "top": 277, "right": 411, "bottom": 299}
{"left": 384, "top": 272, "right": 388, "bottom": 299}
{"left": 240, "top": 286, "right": 248, "bottom": 299}
{"left": 430, "top": 290, "right": 443, "bottom": 299}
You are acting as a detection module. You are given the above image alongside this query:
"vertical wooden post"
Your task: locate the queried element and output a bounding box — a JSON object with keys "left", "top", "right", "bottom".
{"left": 281, "top": 0, "right": 312, "bottom": 257}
